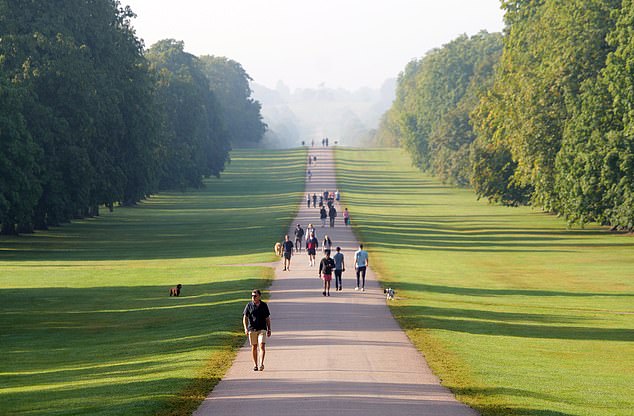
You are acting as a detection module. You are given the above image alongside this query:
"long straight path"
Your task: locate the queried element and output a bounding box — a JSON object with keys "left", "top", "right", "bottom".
{"left": 194, "top": 147, "right": 477, "bottom": 416}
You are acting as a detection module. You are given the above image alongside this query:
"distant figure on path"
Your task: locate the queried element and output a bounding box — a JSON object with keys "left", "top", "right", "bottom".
{"left": 343, "top": 208, "right": 350, "bottom": 226}
{"left": 306, "top": 194, "right": 311, "bottom": 208}
{"left": 320, "top": 206, "right": 327, "bottom": 227}
{"left": 294, "top": 224, "right": 304, "bottom": 253}
{"left": 354, "top": 243, "right": 369, "bottom": 291}
{"left": 306, "top": 223, "right": 317, "bottom": 240}
{"left": 306, "top": 231, "right": 319, "bottom": 267}
{"left": 335, "top": 189, "right": 340, "bottom": 202}
{"left": 328, "top": 204, "right": 337, "bottom": 227}
{"left": 312, "top": 193, "right": 317, "bottom": 208}
{"left": 322, "top": 235, "right": 332, "bottom": 253}
{"left": 319, "top": 249, "right": 335, "bottom": 296}
{"left": 308, "top": 155, "right": 312, "bottom": 166}
{"left": 307, "top": 169, "right": 312, "bottom": 181}
{"left": 282, "top": 235, "right": 294, "bottom": 271}
{"left": 243, "top": 289, "right": 271, "bottom": 371}
{"left": 333, "top": 246, "right": 345, "bottom": 291}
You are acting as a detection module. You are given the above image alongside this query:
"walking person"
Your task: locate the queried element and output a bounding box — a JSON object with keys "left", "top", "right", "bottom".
{"left": 282, "top": 235, "right": 294, "bottom": 271}
{"left": 343, "top": 208, "right": 350, "bottom": 226}
{"left": 320, "top": 205, "right": 327, "bottom": 227}
{"left": 328, "top": 204, "right": 337, "bottom": 227}
{"left": 335, "top": 189, "right": 340, "bottom": 202}
{"left": 354, "top": 243, "right": 369, "bottom": 291}
{"left": 306, "top": 194, "right": 311, "bottom": 208}
{"left": 333, "top": 246, "right": 345, "bottom": 291}
{"left": 307, "top": 169, "right": 312, "bottom": 181}
{"left": 319, "top": 249, "right": 335, "bottom": 296}
{"left": 322, "top": 235, "right": 332, "bottom": 254}
{"left": 243, "top": 289, "right": 271, "bottom": 371}
{"left": 294, "top": 224, "right": 304, "bottom": 253}
{"left": 312, "top": 193, "right": 317, "bottom": 208}
{"left": 306, "top": 231, "right": 318, "bottom": 267}
{"left": 306, "top": 223, "right": 317, "bottom": 241}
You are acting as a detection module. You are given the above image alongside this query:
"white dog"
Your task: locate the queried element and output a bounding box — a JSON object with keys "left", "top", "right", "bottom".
{"left": 384, "top": 288, "right": 395, "bottom": 300}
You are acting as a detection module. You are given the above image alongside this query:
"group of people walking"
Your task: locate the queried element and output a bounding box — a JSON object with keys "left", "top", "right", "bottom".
{"left": 277, "top": 227, "right": 370, "bottom": 295}
{"left": 244, "top": 148, "right": 367, "bottom": 372}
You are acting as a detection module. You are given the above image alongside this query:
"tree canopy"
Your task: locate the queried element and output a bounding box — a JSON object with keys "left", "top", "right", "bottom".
{"left": 0, "top": 0, "right": 262, "bottom": 234}
{"left": 383, "top": 0, "right": 634, "bottom": 230}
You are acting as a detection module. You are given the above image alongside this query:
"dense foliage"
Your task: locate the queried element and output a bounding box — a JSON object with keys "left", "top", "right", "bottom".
{"left": 383, "top": 0, "right": 634, "bottom": 229}
{"left": 199, "top": 56, "right": 266, "bottom": 147}
{"left": 0, "top": 0, "right": 265, "bottom": 234}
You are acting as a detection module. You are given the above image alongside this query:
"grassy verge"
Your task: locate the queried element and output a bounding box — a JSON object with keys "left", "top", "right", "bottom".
{"left": 335, "top": 147, "right": 634, "bottom": 416}
{"left": 0, "top": 148, "right": 305, "bottom": 416}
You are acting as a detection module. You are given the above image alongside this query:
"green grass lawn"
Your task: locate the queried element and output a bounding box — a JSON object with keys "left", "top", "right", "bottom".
{"left": 335, "top": 147, "right": 634, "bottom": 416}
{"left": 0, "top": 149, "right": 305, "bottom": 416}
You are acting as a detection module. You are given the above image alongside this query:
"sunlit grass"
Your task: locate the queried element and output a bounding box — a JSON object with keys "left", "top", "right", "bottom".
{"left": 335, "top": 147, "right": 634, "bottom": 416}
{"left": 0, "top": 148, "right": 305, "bottom": 416}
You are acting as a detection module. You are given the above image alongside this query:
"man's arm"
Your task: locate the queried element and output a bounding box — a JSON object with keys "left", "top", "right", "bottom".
{"left": 266, "top": 317, "right": 271, "bottom": 337}
{"left": 243, "top": 315, "right": 249, "bottom": 334}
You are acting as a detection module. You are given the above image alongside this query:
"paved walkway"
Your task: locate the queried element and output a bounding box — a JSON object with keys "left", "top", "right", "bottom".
{"left": 194, "top": 147, "right": 477, "bottom": 416}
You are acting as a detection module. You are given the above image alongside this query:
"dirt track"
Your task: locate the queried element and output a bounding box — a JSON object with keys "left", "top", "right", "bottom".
{"left": 193, "top": 147, "right": 477, "bottom": 416}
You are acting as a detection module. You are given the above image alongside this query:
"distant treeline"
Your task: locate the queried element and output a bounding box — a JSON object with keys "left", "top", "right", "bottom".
{"left": 376, "top": 0, "right": 634, "bottom": 230}
{"left": 0, "top": 0, "right": 265, "bottom": 235}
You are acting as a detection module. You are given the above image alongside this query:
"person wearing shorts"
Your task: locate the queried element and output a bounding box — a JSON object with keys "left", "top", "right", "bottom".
{"left": 354, "top": 243, "right": 369, "bottom": 291}
{"left": 282, "top": 234, "right": 294, "bottom": 271}
{"left": 306, "top": 231, "right": 318, "bottom": 267}
{"left": 319, "top": 249, "right": 335, "bottom": 296}
{"left": 243, "top": 289, "right": 271, "bottom": 371}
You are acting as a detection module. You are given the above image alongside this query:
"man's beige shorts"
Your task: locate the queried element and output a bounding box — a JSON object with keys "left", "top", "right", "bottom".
{"left": 248, "top": 330, "right": 267, "bottom": 346}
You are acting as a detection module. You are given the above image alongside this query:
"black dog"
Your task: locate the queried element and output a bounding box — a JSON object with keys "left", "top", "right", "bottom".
{"left": 169, "top": 284, "right": 182, "bottom": 296}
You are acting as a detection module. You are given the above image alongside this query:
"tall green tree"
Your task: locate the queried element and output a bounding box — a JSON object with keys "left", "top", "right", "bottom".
{"left": 199, "top": 56, "right": 266, "bottom": 147}
{"left": 390, "top": 31, "right": 502, "bottom": 185}
{"left": 0, "top": 80, "right": 41, "bottom": 234}
{"left": 474, "top": 0, "right": 620, "bottom": 210}
{"left": 147, "top": 40, "right": 230, "bottom": 190}
{"left": 0, "top": 0, "right": 162, "bottom": 231}
{"left": 556, "top": 0, "right": 634, "bottom": 229}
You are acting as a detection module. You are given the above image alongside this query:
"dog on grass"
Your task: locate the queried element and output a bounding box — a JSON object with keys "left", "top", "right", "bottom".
{"left": 169, "top": 284, "right": 182, "bottom": 297}
{"left": 274, "top": 242, "right": 282, "bottom": 257}
{"left": 384, "top": 287, "right": 395, "bottom": 300}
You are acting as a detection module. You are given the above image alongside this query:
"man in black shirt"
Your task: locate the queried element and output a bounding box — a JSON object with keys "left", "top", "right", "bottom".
{"left": 243, "top": 289, "right": 271, "bottom": 371}
{"left": 282, "top": 234, "right": 294, "bottom": 271}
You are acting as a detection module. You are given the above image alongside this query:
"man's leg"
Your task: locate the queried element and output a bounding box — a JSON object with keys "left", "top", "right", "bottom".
{"left": 356, "top": 268, "right": 360, "bottom": 289}
{"left": 361, "top": 267, "right": 366, "bottom": 290}
{"left": 259, "top": 342, "right": 266, "bottom": 369}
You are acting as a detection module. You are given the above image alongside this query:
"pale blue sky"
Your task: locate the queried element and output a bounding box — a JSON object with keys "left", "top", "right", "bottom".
{"left": 123, "top": 0, "right": 505, "bottom": 90}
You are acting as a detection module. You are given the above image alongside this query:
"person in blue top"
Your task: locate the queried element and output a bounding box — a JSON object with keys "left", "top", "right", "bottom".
{"left": 354, "top": 243, "right": 369, "bottom": 291}
{"left": 243, "top": 289, "right": 271, "bottom": 371}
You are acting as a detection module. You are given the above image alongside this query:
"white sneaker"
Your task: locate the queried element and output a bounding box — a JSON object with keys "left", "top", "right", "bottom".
{"left": 362, "top": 287, "right": 365, "bottom": 292}
{"left": 354, "top": 287, "right": 359, "bottom": 291}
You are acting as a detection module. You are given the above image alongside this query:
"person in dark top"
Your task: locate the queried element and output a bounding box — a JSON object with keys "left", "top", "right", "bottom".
{"left": 312, "top": 193, "right": 317, "bottom": 208}
{"left": 328, "top": 205, "right": 337, "bottom": 227}
{"left": 320, "top": 206, "right": 327, "bottom": 227}
{"left": 243, "top": 289, "right": 271, "bottom": 371}
{"left": 319, "top": 249, "right": 336, "bottom": 296}
{"left": 294, "top": 224, "right": 305, "bottom": 253}
{"left": 306, "top": 231, "right": 319, "bottom": 267}
{"left": 282, "top": 234, "right": 294, "bottom": 271}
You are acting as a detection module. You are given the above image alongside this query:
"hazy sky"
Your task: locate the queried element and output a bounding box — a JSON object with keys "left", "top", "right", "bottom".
{"left": 123, "top": 0, "right": 505, "bottom": 91}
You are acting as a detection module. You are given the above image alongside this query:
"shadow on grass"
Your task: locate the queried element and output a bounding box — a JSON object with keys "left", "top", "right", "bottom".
{"left": 0, "top": 280, "right": 265, "bottom": 416}
{"left": 396, "top": 282, "right": 634, "bottom": 298}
